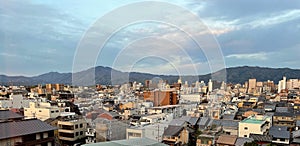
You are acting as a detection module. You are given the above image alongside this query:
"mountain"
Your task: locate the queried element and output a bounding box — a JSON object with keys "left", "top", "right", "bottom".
{"left": 1, "top": 66, "right": 300, "bottom": 86}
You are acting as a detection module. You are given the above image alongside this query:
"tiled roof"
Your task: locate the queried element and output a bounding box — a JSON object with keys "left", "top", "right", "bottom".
{"left": 217, "top": 135, "right": 237, "bottom": 145}
{"left": 235, "top": 137, "right": 254, "bottom": 146}
{"left": 269, "top": 126, "right": 290, "bottom": 139}
{"left": 0, "top": 110, "right": 23, "bottom": 120}
{"left": 163, "top": 125, "right": 183, "bottom": 137}
{"left": 250, "top": 134, "right": 272, "bottom": 142}
{"left": 0, "top": 119, "right": 57, "bottom": 139}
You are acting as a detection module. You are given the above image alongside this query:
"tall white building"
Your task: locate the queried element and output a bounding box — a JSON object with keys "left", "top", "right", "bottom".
{"left": 208, "top": 79, "right": 213, "bottom": 92}
{"left": 278, "top": 76, "right": 287, "bottom": 93}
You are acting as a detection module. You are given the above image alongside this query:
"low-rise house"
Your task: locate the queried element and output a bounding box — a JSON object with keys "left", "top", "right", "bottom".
{"left": 249, "top": 134, "right": 272, "bottom": 145}
{"left": 196, "top": 134, "right": 214, "bottom": 146}
{"left": 269, "top": 126, "right": 290, "bottom": 145}
{"left": 216, "top": 135, "right": 237, "bottom": 146}
{"left": 162, "top": 125, "right": 189, "bottom": 145}
{"left": 292, "top": 130, "right": 300, "bottom": 145}
{"left": 273, "top": 111, "right": 295, "bottom": 129}
{"left": 235, "top": 137, "right": 254, "bottom": 146}
{"left": 213, "top": 119, "right": 238, "bottom": 136}
{"left": 0, "top": 115, "right": 57, "bottom": 146}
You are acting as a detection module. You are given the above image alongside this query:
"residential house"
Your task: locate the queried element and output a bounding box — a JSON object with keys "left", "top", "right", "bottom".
{"left": 0, "top": 111, "right": 57, "bottom": 146}
{"left": 216, "top": 135, "right": 237, "bottom": 146}
{"left": 269, "top": 126, "right": 290, "bottom": 145}
{"left": 162, "top": 125, "right": 189, "bottom": 146}
{"left": 238, "top": 115, "right": 271, "bottom": 138}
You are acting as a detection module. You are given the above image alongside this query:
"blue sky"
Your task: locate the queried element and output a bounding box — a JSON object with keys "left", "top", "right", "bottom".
{"left": 1, "top": 0, "right": 300, "bottom": 76}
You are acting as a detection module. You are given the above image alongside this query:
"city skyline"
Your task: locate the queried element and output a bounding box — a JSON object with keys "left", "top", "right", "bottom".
{"left": 1, "top": 0, "right": 300, "bottom": 76}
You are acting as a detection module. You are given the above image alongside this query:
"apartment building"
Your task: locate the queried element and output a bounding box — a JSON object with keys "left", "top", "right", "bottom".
{"left": 238, "top": 115, "right": 271, "bottom": 138}
{"left": 24, "top": 102, "right": 60, "bottom": 121}
{"left": 57, "top": 112, "right": 87, "bottom": 145}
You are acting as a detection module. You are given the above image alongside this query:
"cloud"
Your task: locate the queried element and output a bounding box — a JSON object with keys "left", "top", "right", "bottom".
{"left": 226, "top": 52, "right": 269, "bottom": 60}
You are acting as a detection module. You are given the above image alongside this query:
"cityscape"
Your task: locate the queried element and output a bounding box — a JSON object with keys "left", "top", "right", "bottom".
{"left": 1, "top": 1, "right": 300, "bottom": 146}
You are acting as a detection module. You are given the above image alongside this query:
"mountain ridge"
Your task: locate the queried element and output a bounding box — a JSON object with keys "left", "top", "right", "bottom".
{"left": 1, "top": 66, "right": 300, "bottom": 86}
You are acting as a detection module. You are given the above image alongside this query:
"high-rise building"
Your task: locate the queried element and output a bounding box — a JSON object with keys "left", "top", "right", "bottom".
{"left": 208, "top": 79, "right": 213, "bottom": 92}
{"left": 247, "top": 79, "right": 257, "bottom": 94}
{"left": 143, "top": 90, "right": 179, "bottom": 106}
{"left": 278, "top": 76, "right": 287, "bottom": 93}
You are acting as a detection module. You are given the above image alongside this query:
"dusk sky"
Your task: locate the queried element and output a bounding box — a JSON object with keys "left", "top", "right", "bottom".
{"left": 1, "top": 0, "right": 300, "bottom": 76}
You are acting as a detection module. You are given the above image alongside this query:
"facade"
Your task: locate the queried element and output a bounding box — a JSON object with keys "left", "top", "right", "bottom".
{"left": 85, "top": 127, "right": 96, "bottom": 144}
{"left": 24, "top": 102, "right": 60, "bottom": 121}
{"left": 238, "top": 115, "right": 271, "bottom": 138}
{"left": 273, "top": 112, "right": 295, "bottom": 129}
{"left": 196, "top": 135, "right": 214, "bottom": 146}
{"left": 247, "top": 79, "right": 257, "bottom": 94}
{"left": 147, "top": 105, "right": 182, "bottom": 118}
{"left": 0, "top": 111, "right": 57, "bottom": 146}
{"left": 143, "top": 90, "right": 179, "bottom": 106}
{"left": 162, "top": 125, "right": 189, "bottom": 145}
{"left": 57, "top": 112, "right": 87, "bottom": 145}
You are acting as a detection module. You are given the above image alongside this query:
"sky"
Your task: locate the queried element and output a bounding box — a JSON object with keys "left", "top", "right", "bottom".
{"left": 1, "top": 0, "right": 300, "bottom": 76}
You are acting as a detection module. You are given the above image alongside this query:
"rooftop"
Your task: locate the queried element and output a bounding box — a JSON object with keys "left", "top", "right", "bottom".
{"left": 240, "top": 115, "right": 268, "bottom": 124}
{"left": 0, "top": 119, "right": 57, "bottom": 139}
{"left": 0, "top": 110, "right": 23, "bottom": 121}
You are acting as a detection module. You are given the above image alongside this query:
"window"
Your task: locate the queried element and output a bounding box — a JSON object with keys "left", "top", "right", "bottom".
{"left": 43, "top": 132, "right": 48, "bottom": 138}
{"left": 244, "top": 135, "right": 247, "bottom": 137}
{"left": 76, "top": 132, "right": 79, "bottom": 136}
{"left": 56, "top": 110, "right": 59, "bottom": 113}
{"left": 75, "top": 125, "right": 78, "bottom": 129}
{"left": 39, "top": 110, "right": 42, "bottom": 112}
{"left": 80, "top": 124, "right": 83, "bottom": 128}
{"left": 51, "top": 111, "right": 54, "bottom": 113}
{"left": 80, "top": 131, "right": 83, "bottom": 135}
{"left": 244, "top": 127, "right": 248, "bottom": 130}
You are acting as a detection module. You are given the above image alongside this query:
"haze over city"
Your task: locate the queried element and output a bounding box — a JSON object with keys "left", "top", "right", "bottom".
{"left": 1, "top": 0, "right": 300, "bottom": 76}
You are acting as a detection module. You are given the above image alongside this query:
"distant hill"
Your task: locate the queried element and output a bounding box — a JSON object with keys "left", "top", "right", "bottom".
{"left": 1, "top": 66, "right": 300, "bottom": 86}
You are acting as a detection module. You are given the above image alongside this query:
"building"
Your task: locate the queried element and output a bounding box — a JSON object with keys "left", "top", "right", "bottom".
{"left": 126, "top": 123, "right": 169, "bottom": 142}
{"left": 143, "top": 90, "right": 179, "bottom": 106}
{"left": 197, "top": 135, "right": 214, "bottom": 146}
{"left": 208, "top": 79, "right": 213, "bottom": 92}
{"left": 278, "top": 76, "right": 287, "bottom": 93}
{"left": 162, "top": 125, "right": 189, "bottom": 145}
{"left": 273, "top": 111, "right": 295, "bottom": 129}
{"left": 216, "top": 135, "right": 237, "bottom": 146}
{"left": 247, "top": 79, "right": 257, "bottom": 94}
{"left": 85, "top": 127, "right": 96, "bottom": 144}
{"left": 0, "top": 110, "right": 57, "bottom": 146}
{"left": 238, "top": 115, "right": 271, "bottom": 138}
{"left": 24, "top": 102, "right": 60, "bottom": 121}
{"left": 269, "top": 126, "right": 290, "bottom": 145}
{"left": 147, "top": 105, "right": 182, "bottom": 118}
{"left": 57, "top": 112, "right": 87, "bottom": 145}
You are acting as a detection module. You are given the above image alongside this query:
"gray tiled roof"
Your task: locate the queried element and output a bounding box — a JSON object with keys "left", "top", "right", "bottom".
{"left": 188, "top": 117, "right": 199, "bottom": 126}
{"left": 169, "top": 118, "right": 186, "bottom": 126}
{"left": 0, "top": 110, "right": 23, "bottom": 120}
{"left": 163, "top": 125, "right": 183, "bottom": 137}
{"left": 0, "top": 119, "right": 57, "bottom": 139}
{"left": 269, "top": 126, "right": 290, "bottom": 139}
{"left": 250, "top": 134, "right": 272, "bottom": 142}
{"left": 235, "top": 137, "right": 254, "bottom": 146}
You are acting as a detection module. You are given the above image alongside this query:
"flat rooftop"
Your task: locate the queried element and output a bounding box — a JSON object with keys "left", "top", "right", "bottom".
{"left": 240, "top": 116, "right": 268, "bottom": 124}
